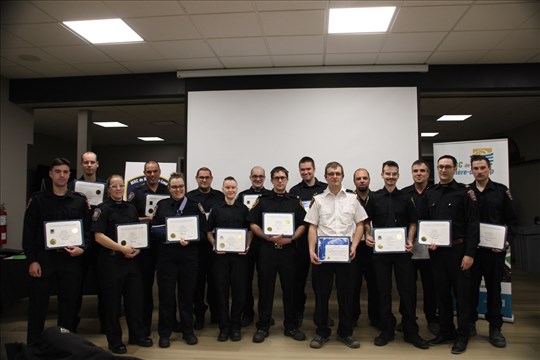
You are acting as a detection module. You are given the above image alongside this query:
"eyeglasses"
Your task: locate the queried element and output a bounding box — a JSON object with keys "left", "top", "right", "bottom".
{"left": 437, "top": 165, "right": 454, "bottom": 170}
{"left": 169, "top": 185, "right": 185, "bottom": 190}
{"left": 272, "top": 176, "right": 287, "bottom": 181}
{"left": 251, "top": 175, "right": 265, "bottom": 179}
{"left": 109, "top": 184, "right": 125, "bottom": 189}
{"left": 198, "top": 176, "right": 211, "bottom": 180}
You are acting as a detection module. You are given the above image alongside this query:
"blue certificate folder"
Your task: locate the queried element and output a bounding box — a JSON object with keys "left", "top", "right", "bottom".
{"left": 317, "top": 236, "right": 351, "bottom": 263}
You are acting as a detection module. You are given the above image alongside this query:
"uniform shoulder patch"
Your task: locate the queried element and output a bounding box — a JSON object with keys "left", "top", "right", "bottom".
{"left": 92, "top": 208, "right": 101, "bottom": 221}
{"left": 506, "top": 189, "right": 513, "bottom": 201}
{"left": 128, "top": 192, "right": 135, "bottom": 202}
{"left": 309, "top": 196, "right": 316, "bottom": 209}
{"left": 466, "top": 189, "right": 477, "bottom": 202}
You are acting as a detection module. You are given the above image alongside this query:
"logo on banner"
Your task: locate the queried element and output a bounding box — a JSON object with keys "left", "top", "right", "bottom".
{"left": 472, "top": 147, "right": 494, "bottom": 165}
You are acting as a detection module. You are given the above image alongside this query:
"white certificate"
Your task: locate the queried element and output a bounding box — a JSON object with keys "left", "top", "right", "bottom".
{"left": 166, "top": 216, "right": 199, "bottom": 242}
{"left": 74, "top": 180, "right": 105, "bottom": 206}
{"left": 215, "top": 228, "right": 247, "bottom": 253}
{"left": 44, "top": 220, "right": 83, "bottom": 249}
{"left": 243, "top": 194, "right": 260, "bottom": 210}
{"left": 116, "top": 223, "right": 148, "bottom": 249}
{"left": 418, "top": 220, "right": 451, "bottom": 247}
{"left": 262, "top": 212, "right": 295, "bottom": 236}
{"left": 317, "top": 236, "right": 350, "bottom": 263}
{"left": 479, "top": 223, "right": 507, "bottom": 250}
{"left": 373, "top": 227, "right": 407, "bottom": 253}
{"left": 145, "top": 194, "right": 169, "bottom": 216}
{"left": 302, "top": 200, "right": 310, "bottom": 212}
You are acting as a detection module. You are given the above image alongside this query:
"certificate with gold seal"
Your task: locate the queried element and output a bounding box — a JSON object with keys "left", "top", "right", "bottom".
{"left": 166, "top": 216, "right": 199, "bottom": 242}
{"left": 145, "top": 194, "right": 169, "bottom": 216}
{"left": 317, "top": 236, "right": 350, "bottom": 263}
{"left": 262, "top": 212, "right": 294, "bottom": 236}
{"left": 215, "top": 228, "right": 247, "bottom": 253}
{"left": 116, "top": 223, "right": 148, "bottom": 249}
{"left": 44, "top": 220, "right": 83, "bottom": 249}
{"left": 74, "top": 180, "right": 105, "bottom": 206}
{"left": 418, "top": 220, "right": 451, "bottom": 247}
{"left": 373, "top": 227, "right": 407, "bottom": 253}
{"left": 479, "top": 223, "right": 507, "bottom": 250}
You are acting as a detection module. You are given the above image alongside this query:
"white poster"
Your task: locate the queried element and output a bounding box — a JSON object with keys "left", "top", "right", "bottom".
{"left": 124, "top": 162, "right": 176, "bottom": 200}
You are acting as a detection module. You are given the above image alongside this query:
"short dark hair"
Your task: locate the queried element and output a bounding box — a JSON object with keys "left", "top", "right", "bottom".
{"left": 169, "top": 172, "right": 185, "bottom": 183}
{"left": 223, "top": 176, "right": 236, "bottom": 184}
{"left": 50, "top": 157, "right": 71, "bottom": 170}
{"left": 353, "top": 168, "right": 370, "bottom": 180}
{"left": 299, "top": 156, "right": 315, "bottom": 167}
{"left": 382, "top": 160, "right": 399, "bottom": 172}
{"left": 196, "top": 167, "right": 212, "bottom": 177}
{"left": 470, "top": 154, "right": 491, "bottom": 167}
{"left": 144, "top": 160, "right": 160, "bottom": 171}
{"left": 325, "top": 161, "right": 344, "bottom": 176}
{"left": 271, "top": 166, "right": 289, "bottom": 179}
{"left": 106, "top": 174, "right": 123, "bottom": 187}
{"left": 412, "top": 159, "right": 430, "bottom": 173}
{"left": 438, "top": 155, "right": 457, "bottom": 167}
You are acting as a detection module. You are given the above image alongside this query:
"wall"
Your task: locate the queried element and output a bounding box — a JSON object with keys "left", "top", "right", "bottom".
{"left": 0, "top": 77, "right": 34, "bottom": 249}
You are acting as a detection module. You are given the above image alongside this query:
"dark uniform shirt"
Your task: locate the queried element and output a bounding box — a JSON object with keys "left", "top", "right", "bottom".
{"left": 151, "top": 197, "right": 207, "bottom": 242}
{"left": 401, "top": 184, "right": 429, "bottom": 208}
{"left": 247, "top": 191, "right": 306, "bottom": 234}
{"left": 365, "top": 187, "right": 418, "bottom": 229}
{"left": 23, "top": 190, "right": 91, "bottom": 265}
{"left": 207, "top": 201, "right": 250, "bottom": 232}
{"left": 470, "top": 179, "right": 518, "bottom": 244}
{"left": 129, "top": 182, "right": 169, "bottom": 217}
{"left": 290, "top": 178, "right": 328, "bottom": 201}
{"left": 91, "top": 199, "right": 139, "bottom": 242}
{"left": 419, "top": 180, "right": 480, "bottom": 257}
{"left": 186, "top": 188, "right": 225, "bottom": 213}
{"left": 235, "top": 187, "right": 271, "bottom": 206}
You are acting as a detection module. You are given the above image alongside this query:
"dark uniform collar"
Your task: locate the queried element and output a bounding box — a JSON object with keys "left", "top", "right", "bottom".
{"left": 299, "top": 178, "right": 324, "bottom": 189}
{"left": 435, "top": 179, "right": 459, "bottom": 189}
{"left": 471, "top": 178, "right": 495, "bottom": 192}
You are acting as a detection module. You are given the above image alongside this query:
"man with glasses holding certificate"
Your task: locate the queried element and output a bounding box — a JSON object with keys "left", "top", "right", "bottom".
{"left": 363, "top": 161, "right": 429, "bottom": 350}
{"left": 304, "top": 162, "right": 367, "bottom": 349}
{"left": 419, "top": 155, "right": 479, "bottom": 355}
{"left": 469, "top": 154, "right": 517, "bottom": 348}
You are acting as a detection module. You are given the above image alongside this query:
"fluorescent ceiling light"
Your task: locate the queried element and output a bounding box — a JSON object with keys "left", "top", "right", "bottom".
{"left": 138, "top": 137, "right": 164, "bottom": 142}
{"left": 328, "top": 7, "right": 396, "bottom": 33}
{"left": 63, "top": 19, "right": 143, "bottom": 44}
{"left": 421, "top": 132, "right": 439, "bottom": 137}
{"left": 93, "top": 121, "right": 128, "bottom": 128}
{"left": 437, "top": 115, "right": 472, "bottom": 121}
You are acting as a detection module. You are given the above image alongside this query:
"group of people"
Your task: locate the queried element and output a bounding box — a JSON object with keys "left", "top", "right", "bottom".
{"left": 22, "top": 152, "right": 517, "bottom": 355}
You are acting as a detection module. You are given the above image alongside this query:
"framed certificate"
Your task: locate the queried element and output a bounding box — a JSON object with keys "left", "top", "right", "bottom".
{"left": 166, "top": 216, "right": 199, "bottom": 242}
{"left": 116, "top": 223, "right": 149, "bottom": 249}
{"left": 373, "top": 227, "right": 407, "bottom": 253}
{"left": 44, "top": 220, "right": 83, "bottom": 249}
{"left": 317, "top": 236, "right": 351, "bottom": 263}
{"left": 243, "top": 194, "right": 260, "bottom": 210}
{"left": 479, "top": 223, "right": 507, "bottom": 250}
{"left": 418, "top": 220, "right": 451, "bottom": 247}
{"left": 262, "top": 212, "right": 295, "bottom": 236}
{"left": 215, "top": 228, "right": 247, "bottom": 253}
{"left": 74, "top": 180, "right": 105, "bottom": 206}
{"left": 145, "top": 194, "right": 169, "bottom": 216}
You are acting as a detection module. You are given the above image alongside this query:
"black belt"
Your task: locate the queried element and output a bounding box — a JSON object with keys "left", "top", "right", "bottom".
{"left": 265, "top": 243, "right": 294, "bottom": 250}
{"left": 452, "top": 238, "right": 464, "bottom": 246}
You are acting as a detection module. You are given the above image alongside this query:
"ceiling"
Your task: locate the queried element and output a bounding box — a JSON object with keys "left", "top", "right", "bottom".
{"left": 2, "top": 0, "right": 539, "bottom": 146}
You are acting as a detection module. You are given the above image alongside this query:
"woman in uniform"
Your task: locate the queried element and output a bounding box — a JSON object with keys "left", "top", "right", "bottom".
{"left": 91, "top": 175, "right": 153, "bottom": 354}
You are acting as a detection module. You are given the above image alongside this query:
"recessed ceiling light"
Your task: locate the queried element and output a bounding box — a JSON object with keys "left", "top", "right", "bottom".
{"left": 421, "top": 132, "right": 439, "bottom": 137}
{"left": 138, "top": 137, "right": 164, "bottom": 142}
{"left": 437, "top": 115, "right": 472, "bottom": 121}
{"left": 63, "top": 18, "right": 143, "bottom": 44}
{"left": 328, "top": 7, "right": 396, "bottom": 34}
{"left": 93, "top": 121, "right": 128, "bottom": 128}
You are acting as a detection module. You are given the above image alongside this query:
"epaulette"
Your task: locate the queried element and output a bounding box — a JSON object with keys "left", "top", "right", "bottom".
{"left": 346, "top": 189, "right": 355, "bottom": 193}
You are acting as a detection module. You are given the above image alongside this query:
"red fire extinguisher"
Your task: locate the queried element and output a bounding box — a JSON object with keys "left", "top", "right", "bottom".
{"left": 0, "top": 203, "right": 7, "bottom": 247}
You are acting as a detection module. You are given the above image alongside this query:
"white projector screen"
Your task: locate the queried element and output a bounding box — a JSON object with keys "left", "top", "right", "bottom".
{"left": 187, "top": 87, "right": 419, "bottom": 193}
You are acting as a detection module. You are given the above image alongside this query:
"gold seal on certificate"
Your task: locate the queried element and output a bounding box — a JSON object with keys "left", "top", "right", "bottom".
{"left": 145, "top": 194, "right": 169, "bottom": 217}
{"left": 373, "top": 227, "right": 407, "bottom": 253}
{"left": 74, "top": 180, "right": 106, "bottom": 206}
{"left": 317, "top": 236, "right": 350, "bottom": 263}
{"left": 262, "top": 212, "right": 294, "bottom": 236}
{"left": 44, "top": 220, "right": 84, "bottom": 249}
{"left": 166, "top": 216, "right": 199, "bottom": 242}
{"left": 417, "top": 220, "right": 451, "bottom": 247}
{"left": 479, "top": 223, "right": 507, "bottom": 250}
{"left": 215, "top": 228, "right": 247, "bottom": 253}
{"left": 116, "top": 223, "right": 149, "bottom": 248}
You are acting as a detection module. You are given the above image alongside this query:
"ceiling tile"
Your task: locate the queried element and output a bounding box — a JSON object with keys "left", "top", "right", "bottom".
{"left": 126, "top": 16, "right": 200, "bottom": 41}
{"left": 383, "top": 32, "right": 447, "bottom": 52}
{"left": 4, "top": 23, "right": 87, "bottom": 47}
{"left": 327, "top": 34, "right": 386, "bottom": 53}
{"left": 97, "top": 43, "right": 165, "bottom": 61}
{"left": 0, "top": 30, "right": 33, "bottom": 49}
{"left": 150, "top": 40, "right": 215, "bottom": 59}
{"left": 32, "top": 0, "right": 117, "bottom": 21}
{"left": 191, "top": 13, "right": 262, "bottom": 38}
{"left": 376, "top": 52, "right": 431, "bottom": 64}
{"left": 267, "top": 36, "right": 323, "bottom": 55}
{"left": 455, "top": 2, "right": 539, "bottom": 31}
{"left": 272, "top": 54, "right": 323, "bottom": 66}
{"left": 480, "top": 49, "right": 540, "bottom": 63}
{"left": 207, "top": 37, "right": 268, "bottom": 57}
{"left": 428, "top": 50, "right": 486, "bottom": 64}
{"left": 2, "top": 47, "right": 65, "bottom": 65}
{"left": 325, "top": 53, "right": 378, "bottom": 65}
{"left": 73, "top": 62, "right": 131, "bottom": 76}
{"left": 1, "top": 1, "right": 55, "bottom": 24}
{"left": 221, "top": 55, "right": 273, "bottom": 68}
{"left": 0, "top": 64, "right": 42, "bottom": 78}
{"left": 520, "top": 10, "right": 540, "bottom": 29}
{"left": 181, "top": 1, "right": 253, "bottom": 14}
{"left": 24, "top": 62, "right": 84, "bottom": 77}
{"left": 402, "top": 1, "right": 473, "bottom": 5}
{"left": 495, "top": 29, "right": 540, "bottom": 50}
{"left": 104, "top": 0, "right": 185, "bottom": 17}
{"left": 255, "top": 1, "right": 327, "bottom": 11}
{"left": 259, "top": 10, "right": 325, "bottom": 36}
{"left": 392, "top": 5, "right": 468, "bottom": 32}
{"left": 120, "top": 59, "right": 176, "bottom": 73}
{"left": 42, "top": 45, "right": 113, "bottom": 64}
{"left": 171, "top": 57, "right": 223, "bottom": 70}
{"left": 438, "top": 30, "right": 511, "bottom": 51}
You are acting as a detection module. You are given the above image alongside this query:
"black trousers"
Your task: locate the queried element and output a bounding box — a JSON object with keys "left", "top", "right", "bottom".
{"left": 373, "top": 252, "right": 419, "bottom": 338}
{"left": 256, "top": 243, "right": 297, "bottom": 331}
{"left": 156, "top": 243, "right": 198, "bottom": 338}
{"left": 414, "top": 259, "right": 439, "bottom": 323}
{"left": 471, "top": 248, "right": 505, "bottom": 328}
{"left": 212, "top": 253, "right": 248, "bottom": 332}
{"left": 243, "top": 237, "right": 261, "bottom": 318}
{"left": 312, "top": 262, "right": 356, "bottom": 338}
{"left": 27, "top": 252, "right": 83, "bottom": 344}
{"left": 351, "top": 242, "right": 380, "bottom": 326}
{"left": 193, "top": 240, "right": 218, "bottom": 322}
{"left": 293, "top": 236, "right": 311, "bottom": 318}
{"left": 430, "top": 244, "right": 472, "bottom": 342}
{"left": 98, "top": 251, "right": 145, "bottom": 345}
{"left": 137, "top": 242, "right": 157, "bottom": 336}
